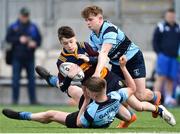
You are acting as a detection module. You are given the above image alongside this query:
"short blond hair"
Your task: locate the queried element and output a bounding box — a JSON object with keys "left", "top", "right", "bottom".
{"left": 81, "top": 5, "right": 103, "bottom": 19}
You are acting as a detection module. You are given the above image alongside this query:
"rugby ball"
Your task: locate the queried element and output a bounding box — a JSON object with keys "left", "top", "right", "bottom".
{"left": 59, "top": 62, "right": 84, "bottom": 81}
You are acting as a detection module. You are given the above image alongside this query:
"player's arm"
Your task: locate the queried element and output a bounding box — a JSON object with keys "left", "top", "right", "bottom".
{"left": 119, "top": 55, "right": 136, "bottom": 96}
{"left": 59, "top": 64, "right": 81, "bottom": 92}
{"left": 76, "top": 87, "right": 91, "bottom": 127}
{"left": 93, "top": 26, "right": 118, "bottom": 77}
{"left": 56, "top": 57, "right": 74, "bottom": 92}
{"left": 78, "top": 42, "right": 99, "bottom": 64}
{"left": 93, "top": 44, "right": 112, "bottom": 77}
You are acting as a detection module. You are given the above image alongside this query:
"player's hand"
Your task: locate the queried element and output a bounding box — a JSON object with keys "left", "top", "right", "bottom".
{"left": 119, "top": 55, "right": 127, "bottom": 68}
{"left": 20, "top": 36, "right": 29, "bottom": 44}
{"left": 67, "top": 64, "right": 81, "bottom": 78}
{"left": 78, "top": 54, "right": 89, "bottom": 62}
{"left": 82, "top": 87, "right": 90, "bottom": 101}
{"left": 28, "top": 40, "right": 37, "bottom": 48}
{"left": 92, "top": 72, "right": 100, "bottom": 77}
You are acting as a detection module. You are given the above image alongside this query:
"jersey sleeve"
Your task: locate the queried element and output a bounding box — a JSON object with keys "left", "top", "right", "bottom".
{"left": 84, "top": 42, "right": 99, "bottom": 56}
{"left": 117, "top": 88, "right": 129, "bottom": 103}
{"left": 84, "top": 42, "right": 98, "bottom": 64}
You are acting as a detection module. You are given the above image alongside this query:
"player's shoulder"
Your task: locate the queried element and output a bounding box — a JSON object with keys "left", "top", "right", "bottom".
{"left": 86, "top": 101, "right": 99, "bottom": 115}
{"left": 78, "top": 41, "right": 86, "bottom": 48}
{"left": 102, "top": 21, "right": 118, "bottom": 35}
{"left": 58, "top": 51, "right": 67, "bottom": 62}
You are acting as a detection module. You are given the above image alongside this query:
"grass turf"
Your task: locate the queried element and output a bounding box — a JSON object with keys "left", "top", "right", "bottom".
{"left": 0, "top": 105, "right": 179, "bottom": 133}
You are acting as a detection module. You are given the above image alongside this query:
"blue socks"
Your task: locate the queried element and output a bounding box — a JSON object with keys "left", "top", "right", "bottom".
{"left": 49, "top": 76, "right": 58, "bottom": 87}
{"left": 19, "top": 112, "right": 32, "bottom": 120}
{"left": 151, "top": 92, "right": 157, "bottom": 103}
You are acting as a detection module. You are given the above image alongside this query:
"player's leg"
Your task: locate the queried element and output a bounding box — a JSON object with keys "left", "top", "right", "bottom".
{"left": 67, "top": 85, "right": 83, "bottom": 104}
{"left": 126, "top": 95, "right": 176, "bottom": 126}
{"left": 127, "top": 95, "right": 156, "bottom": 112}
{"left": 31, "top": 110, "right": 69, "bottom": 125}
{"left": 105, "top": 72, "right": 137, "bottom": 128}
{"left": 116, "top": 104, "right": 136, "bottom": 128}
{"left": 134, "top": 78, "right": 153, "bottom": 101}
{"left": 35, "top": 66, "right": 55, "bottom": 87}
{"left": 2, "top": 108, "right": 69, "bottom": 125}
{"left": 116, "top": 105, "right": 131, "bottom": 122}
{"left": 111, "top": 51, "right": 161, "bottom": 105}
{"left": 125, "top": 51, "right": 161, "bottom": 118}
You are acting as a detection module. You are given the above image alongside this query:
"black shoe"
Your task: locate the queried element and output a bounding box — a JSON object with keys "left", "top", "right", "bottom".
{"left": 35, "top": 65, "right": 53, "bottom": 86}
{"left": 2, "top": 109, "right": 20, "bottom": 120}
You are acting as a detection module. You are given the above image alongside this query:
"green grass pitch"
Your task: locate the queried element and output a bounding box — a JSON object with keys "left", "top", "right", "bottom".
{"left": 0, "top": 105, "right": 180, "bottom": 133}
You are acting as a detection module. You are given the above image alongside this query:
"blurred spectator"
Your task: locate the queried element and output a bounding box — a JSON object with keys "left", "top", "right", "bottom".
{"left": 175, "top": 46, "right": 180, "bottom": 105}
{"left": 5, "top": 7, "right": 42, "bottom": 104}
{"left": 152, "top": 8, "right": 180, "bottom": 107}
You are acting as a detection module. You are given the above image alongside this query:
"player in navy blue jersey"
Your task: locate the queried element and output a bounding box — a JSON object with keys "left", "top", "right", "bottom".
{"left": 81, "top": 6, "right": 161, "bottom": 125}
{"left": 2, "top": 57, "right": 176, "bottom": 128}
{"left": 36, "top": 26, "right": 126, "bottom": 105}
{"left": 35, "top": 26, "right": 135, "bottom": 124}
{"left": 35, "top": 26, "right": 170, "bottom": 128}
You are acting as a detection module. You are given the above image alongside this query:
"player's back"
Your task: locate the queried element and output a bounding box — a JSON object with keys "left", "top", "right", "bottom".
{"left": 80, "top": 91, "right": 122, "bottom": 128}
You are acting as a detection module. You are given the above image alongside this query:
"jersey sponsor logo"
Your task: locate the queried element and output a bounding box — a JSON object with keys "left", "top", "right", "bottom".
{"left": 99, "top": 105, "right": 118, "bottom": 119}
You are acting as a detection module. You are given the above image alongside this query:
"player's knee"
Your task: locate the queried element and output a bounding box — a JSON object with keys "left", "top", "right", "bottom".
{"left": 134, "top": 106, "right": 143, "bottom": 112}
{"left": 43, "top": 110, "right": 57, "bottom": 122}
{"left": 68, "top": 86, "right": 82, "bottom": 99}
{"left": 135, "top": 92, "right": 145, "bottom": 101}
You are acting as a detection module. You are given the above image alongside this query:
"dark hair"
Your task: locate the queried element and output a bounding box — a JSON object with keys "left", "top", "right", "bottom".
{"left": 57, "top": 26, "right": 75, "bottom": 41}
{"left": 166, "top": 8, "right": 175, "bottom": 13}
{"left": 81, "top": 5, "right": 103, "bottom": 19}
{"left": 83, "top": 77, "right": 106, "bottom": 92}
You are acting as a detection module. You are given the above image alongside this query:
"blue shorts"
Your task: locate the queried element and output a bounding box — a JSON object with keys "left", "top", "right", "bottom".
{"left": 156, "top": 53, "right": 178, "bottom": 80}
{"left": 111, "top": 50, "right": 146, "bottom": 79}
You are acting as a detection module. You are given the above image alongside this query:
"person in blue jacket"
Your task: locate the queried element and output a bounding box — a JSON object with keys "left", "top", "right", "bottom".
{"left": 152, "top": 8, "right": 180, "bottom": 107}
{"left": 5, "top": 7, "right": 42, "bottom": 104}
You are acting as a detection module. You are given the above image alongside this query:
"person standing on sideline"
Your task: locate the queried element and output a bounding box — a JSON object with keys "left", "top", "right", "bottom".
{"left": 152, "top": 8, "right": 180, "bottom": 107}
{"left": 5, "top": 7, "right": 42, "bottom": 104}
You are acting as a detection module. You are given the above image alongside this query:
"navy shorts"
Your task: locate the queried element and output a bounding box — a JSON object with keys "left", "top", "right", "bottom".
{"left": 105, "top": 71, "right": 125, "bottom": 93}
{"left": 111, "top": 50, "right": 146, "bottom": 79}
{"left": 65, "top": 111, "right": 80, "bottom": 128}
